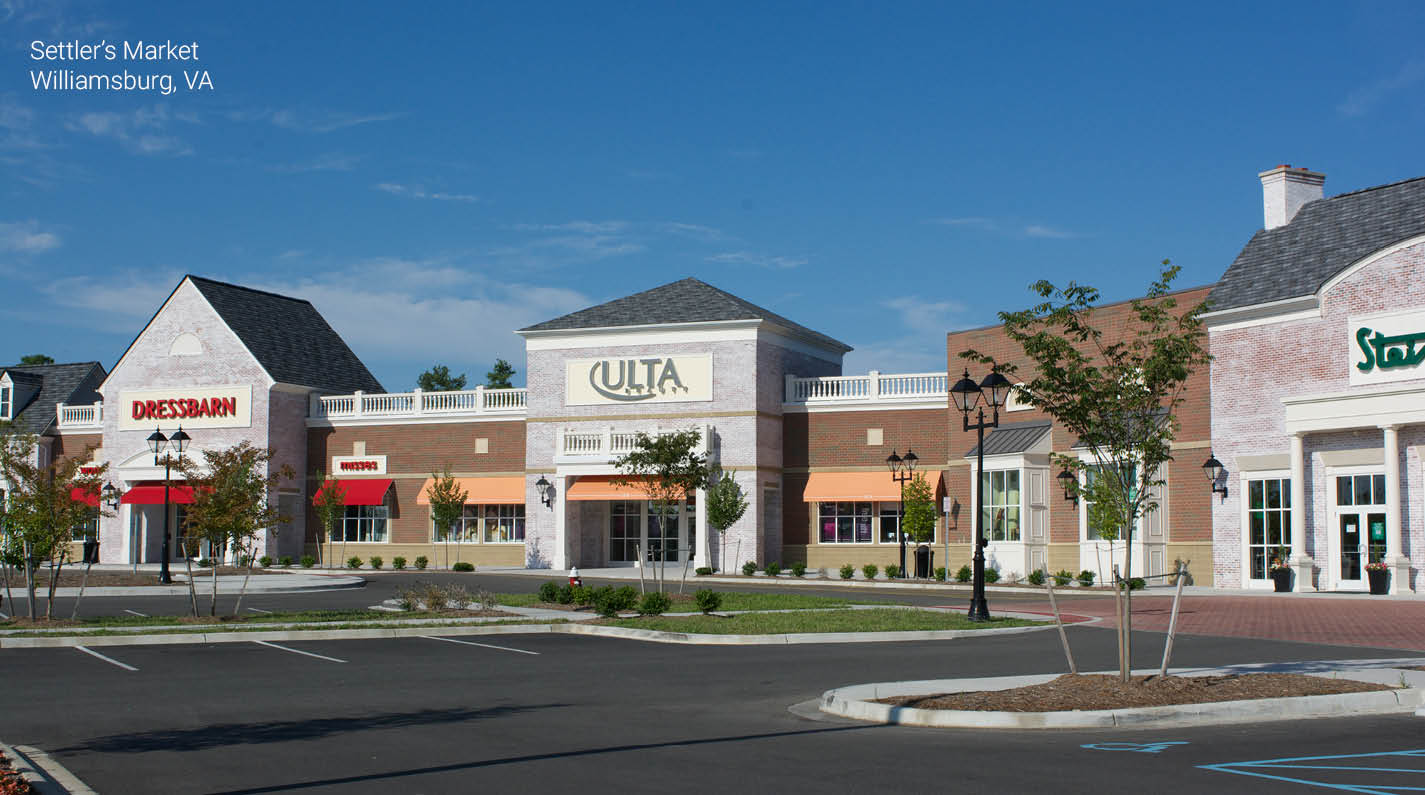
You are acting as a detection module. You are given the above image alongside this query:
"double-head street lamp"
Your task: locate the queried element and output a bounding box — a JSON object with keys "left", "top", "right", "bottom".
{"left": 886, "top": 449, "right": 918, "bottom": 577}
{"left": 950, "top": 367, "right": 1013, "bottom": 622}
{"left": 147, "top": 425, "right": 190, "bottom": 584}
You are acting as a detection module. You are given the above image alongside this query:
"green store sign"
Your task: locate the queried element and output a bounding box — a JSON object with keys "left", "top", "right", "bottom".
{"left": 1355, "top": 326, "right": 1425, "bottom": 373}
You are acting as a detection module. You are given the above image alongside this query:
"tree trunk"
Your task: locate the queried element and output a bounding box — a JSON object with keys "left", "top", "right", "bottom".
{"left": 233, "top": 544, "right": 256, "bottom": 617}
{"left": 22, "top": 541, "right": 37, "bottom": 621}
{"left": 1123, "top": 529, "right": 1134, "bottom": 683}
{"left": 45, "top": 558, "right": 63, "bottom": 620}
{"left": 71, "top": 560, "right": 94, "bottom": 619}
{"left": 1, "top": 558, "right": 13, "bottom": 617}
{"left": 210, "top": 551, "right": 220, "bottom": 616}
{"left": 183, "top": 553, "right": 199, "bottom": 617}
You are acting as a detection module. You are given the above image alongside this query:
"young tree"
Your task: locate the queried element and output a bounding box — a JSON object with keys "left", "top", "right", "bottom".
{"left": 485, "top": 358, "right": 517, "bottom": 389}
{"left": 425, "top": 468, "right": 469, "bottom": 570}
{"left": 18, "top": 354, "right": 54, "bottom": 365}
{"left": 612, "top": 429, "right": 710, "bottom": 592}
{"left": 901, "top": 471, "right": 936, "bottom": 546}
{"left": 310, "top": 469, "right": 346, "bottom": 569}
{"left": 705, "top": 468, "right": 748, "bottom": 575}
{"left": 177, "top": 442, "right": 293, "bottom": 616}
{"left": 963, "top": 262, "right": 1210, "bottom": 683}
{"left": 0, "top": 423, "right": 107, "bottom": 620}
{"left": 417, "top": 365, "right": 467, "bottom": 392}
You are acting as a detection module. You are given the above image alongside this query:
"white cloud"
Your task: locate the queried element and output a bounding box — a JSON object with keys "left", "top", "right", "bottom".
{"left": 508, "top": 220, "right": 629, "bottom": 234}
{"left": 1022, "top": 224, "right": 1076, "bottom": 239}
{"left": 930, "top": 216, "right": 997, "bottom": 230}
{"left": 0, "top": 220, "right": 60, "bottom": 252}
{"left": 930, "top": 216, "right": 1079, "bottom": 239}
{"left": 842, "top": 340, "right": 946, "bottom": 376}
{"left": 268, "top": 153, "right": 363, "bottom": 173}
{"left": 882, "top": 296, "right": 967, "bottom": 335}
{"left": 374, "top": 183, "right": 478, "bottom": 202}
{"left": 66, "top": 104, "right": 194, "bottom": 156}
{"left": 41, "top": 269, "right": 184, "bottom": 332}
{"left": 232, "top": 108, "right": 405, "bottom": 134}
{"left": 706, "top": 251, "right": 807, "bottom": 269}
{"left": 1339, "top": 58, "right": 1425, "bottom": 117}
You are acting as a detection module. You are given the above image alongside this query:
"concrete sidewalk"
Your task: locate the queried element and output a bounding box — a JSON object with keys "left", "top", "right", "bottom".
{"left": 2, "top": 567, "right": 364, "bottom": 597}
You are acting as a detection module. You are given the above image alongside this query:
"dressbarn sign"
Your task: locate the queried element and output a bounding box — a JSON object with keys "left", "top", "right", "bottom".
{"left": 118, "top": 385, "right": 253, "bottom": 430}
{"left": 565, "top": 355, "right": 712, "bottom": 406}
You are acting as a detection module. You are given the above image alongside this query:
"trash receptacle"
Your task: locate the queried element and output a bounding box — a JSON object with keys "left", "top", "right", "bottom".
{"left": 82, "top": 538, "right": 100, "bottom": 565}
{"left": 914, "top": 546, "right": 933, "bottom": 579}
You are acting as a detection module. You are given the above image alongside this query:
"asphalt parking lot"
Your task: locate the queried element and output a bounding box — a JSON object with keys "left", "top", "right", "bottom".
{"left": 3, "top": 618, "right": 1423, "bottom": 794}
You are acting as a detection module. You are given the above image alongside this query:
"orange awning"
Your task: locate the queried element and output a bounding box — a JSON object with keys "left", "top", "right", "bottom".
{"left": 566, "top": 476, "right": 657, "bottom": 501}
{"left": 416, "top": 476, "right": 525, "bottom": 505}
{"left": 803, "top": 470, "right": 942, "bottom": 502}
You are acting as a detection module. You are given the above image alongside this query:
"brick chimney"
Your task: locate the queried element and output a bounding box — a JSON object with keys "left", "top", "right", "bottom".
{"left": 1259, "top": 164, "right": 1324, "bottom": 230}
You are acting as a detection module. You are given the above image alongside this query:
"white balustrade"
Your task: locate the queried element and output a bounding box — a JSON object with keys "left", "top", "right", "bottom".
{"left": 55, "top": 401, "right": 103, "bottom": 429}
{"left": 313, "top": 388, "right": 527, "bottom": 421}
{"left": 785, "top": 372, "right": 947, "bottom": 404}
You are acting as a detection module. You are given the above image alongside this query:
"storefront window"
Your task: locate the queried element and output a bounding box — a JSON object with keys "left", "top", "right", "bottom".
{"left": 879, "top": 506, "right": 900, "bottom": 543}
{"left": 1336, "top": 475, "right": 1387, "bottom": 564}
{"left": 432, "top": 505, "right": 481, "bottom": 543}
{"left": 340, "top": 505, "right": 388, "bottom": 542}
{"left": 1084, "top": 463, "right": 1136, "bottom": 541}
{"left": 981, "top": 470, "right": 1021, "bottom": 542}
{"left": 75, "top": 511, "right": 99, "bottom": 542}
{"left": 1247, "top": 478, "right": 1291, "bottom": 580}
{"left": 818, "top": 502, "right": 872, "bottom": 543}
{"left": 484, "top": 504, "right": 526, "bottom": 543}
{"left": 609, "top": 500, "right": 639, "bottom": 562}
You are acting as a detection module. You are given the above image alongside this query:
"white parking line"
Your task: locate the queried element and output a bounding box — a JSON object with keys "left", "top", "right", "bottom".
{"left": 418, "top": 635, "right": 540, "bottom": 656}
{"left": 76, "top": 645, "right": 138, "bottom": 671}
{"left": 253, "top": 640, "right": 347, "bottom": 663}
{"left": 123, "top": 609, "right": 148, "bottom": 617}
{"left": 0, "top": 610, "right": 8, "bottom": 619}
{"left": 247, "top": 607, "right": 273, "bottom": 614}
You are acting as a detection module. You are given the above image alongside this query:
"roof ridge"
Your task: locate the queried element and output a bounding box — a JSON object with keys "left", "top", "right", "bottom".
{"left": 1323, "top": 174, "right": 1425, "bottom": 202}
{"left": 187, "top": 274, "right": 314, "bottom": 306}
{"left": 5, "top": 360, "right": 102, "bottom": 370}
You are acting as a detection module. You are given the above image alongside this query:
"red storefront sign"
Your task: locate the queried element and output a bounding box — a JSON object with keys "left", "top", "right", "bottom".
{"left": 131, "top": 396, "right": 239, "bottom": 421}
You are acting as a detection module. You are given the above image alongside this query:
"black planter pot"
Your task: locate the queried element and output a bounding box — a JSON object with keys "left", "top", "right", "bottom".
{"left": 1271, "top": 568, "right": 1292, "bottom": 592}
{"left": 1368, "top": 568, "right": 1390, "bottom": 595}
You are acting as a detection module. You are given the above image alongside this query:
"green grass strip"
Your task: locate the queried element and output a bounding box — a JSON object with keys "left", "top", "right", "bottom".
{"left": 605, "top": 608, "right": 1039, "bottom": 634}
{"left": 496, "top": 591, "right": 904, "bottom": 611}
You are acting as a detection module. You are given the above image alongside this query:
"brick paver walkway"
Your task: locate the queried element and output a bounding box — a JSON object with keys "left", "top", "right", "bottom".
{"left": 973, "top": 594, "right": 1425, "bottom": 652}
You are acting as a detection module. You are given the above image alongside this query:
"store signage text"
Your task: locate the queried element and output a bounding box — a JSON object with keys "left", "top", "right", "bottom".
{"left": 118, "top": 385, "right": 252, "bottom": 430}
{"left": 1349, "top": 311, "right": 1425, "bottom": 386}
{"left": 1356, "top": 327, "right": 1425, "bottom": 372}
{"left": 332, "top": 455, "right": 386, "bottom": 475}
{"left": 131, "top": 395, "right": 237, "bottom": 420}
{"left": 566, "top": 354, "right": 712, "bottom": 406}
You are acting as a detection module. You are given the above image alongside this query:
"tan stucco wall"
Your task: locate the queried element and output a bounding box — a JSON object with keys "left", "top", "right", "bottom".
{"left": 302, "top": 542, "right": 525, "bottom": 569}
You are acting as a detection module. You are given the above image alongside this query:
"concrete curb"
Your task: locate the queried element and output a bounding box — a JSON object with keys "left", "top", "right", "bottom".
{"left": 819, "top": 665, "right": 1425, "bottom": 729}
{"left": 0, "top": 741, "right": 96, "bottom": 794}
{"left": 30, "top": 574, "right": 365, "bottom": 597}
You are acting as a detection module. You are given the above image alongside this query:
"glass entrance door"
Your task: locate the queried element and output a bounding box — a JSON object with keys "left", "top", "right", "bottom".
{"left": 607, "top": 499, "right": 695, "bottom": 566}
{"left": 1331, "top": 474, "right": 1386, "bottom": 591}
{"left": 1339, "top": 514, "right": 1363, "bottom": 588}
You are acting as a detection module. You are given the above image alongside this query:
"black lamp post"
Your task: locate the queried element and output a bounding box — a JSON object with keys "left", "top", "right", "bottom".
{"left": 147, "top": 425, "right": 190, "bottom": 584}
{"left": 1201, "top": 454, "right": 1227, "bottom": 499}
{"left": 886, "top": 449, "right": 917, "bottom": 578}
{"left": 950, "top": 367, "right": 1012, "bottom": 622}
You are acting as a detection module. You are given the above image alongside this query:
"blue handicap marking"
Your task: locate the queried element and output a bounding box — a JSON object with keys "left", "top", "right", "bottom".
{"left": 1083, "top": 741, "right": 1189, "bottom": 754}
{"left": 1201, "top": 749, "right": 1425, "bottom": 794}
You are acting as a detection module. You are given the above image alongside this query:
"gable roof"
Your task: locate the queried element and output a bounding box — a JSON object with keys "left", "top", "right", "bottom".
{"left": 1210, "top": 176, "right": 1425, "bottom": 313}
{"left": 1, "top": 361, "right": 106, "bottom": 435}
{"left": 185, "top": 276, "right": 384, "bottom": 394}
{"left": 519, "top": 277, "right": 851, "bottom": 352}
{"left": 965, "top": 421, "right": 1052, "bottom": 458}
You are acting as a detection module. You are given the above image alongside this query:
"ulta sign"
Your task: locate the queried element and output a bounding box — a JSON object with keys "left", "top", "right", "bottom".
{"left": 565, "top": 355, "right": 712, "bottom": 406}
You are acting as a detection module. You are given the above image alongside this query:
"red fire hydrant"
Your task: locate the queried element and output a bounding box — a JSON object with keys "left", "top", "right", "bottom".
{"left": 569, "top": 567, "right": 583, "bottom": 587}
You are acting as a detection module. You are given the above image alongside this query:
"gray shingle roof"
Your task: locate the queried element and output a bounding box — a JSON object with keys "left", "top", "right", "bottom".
{"left": 2, "top": 361, "right": 106, "bottom": 435}
{"left": 1210, "top": 176, "right": 1425, "bottom": 312}
{"left": 188, "top": 276, "right": 384, "bottom": 394}
{"left": 520, "top": 277, "right": 852, "bottom": 352}
{"left": 965, "top": 421, "right": 1052, "bottom": 458}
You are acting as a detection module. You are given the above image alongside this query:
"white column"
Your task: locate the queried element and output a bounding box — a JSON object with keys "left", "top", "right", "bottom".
{"left": 1289, "top": 433, "right": 1314, "bottom": 591}
{"left": 693, "top": 486, "right": 710, "bottom": 570}
{"left": 551, "top": 474, "right": 568, "bottom": 570}
{"left": 868, "top": 370, "right": 881, "bottom": 401}
{"left": 1382, "top": 425, "right": 1412, "bottom": 594}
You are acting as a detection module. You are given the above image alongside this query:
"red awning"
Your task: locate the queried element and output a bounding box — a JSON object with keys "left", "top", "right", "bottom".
{"left": 121, "top": 485, "right": 198, "bottom": 505}
{"left": 312, "top": 478, "right": 393, "bottom": 506}
{"left": 70, "top": 487, "right": 99, "bottom": 508}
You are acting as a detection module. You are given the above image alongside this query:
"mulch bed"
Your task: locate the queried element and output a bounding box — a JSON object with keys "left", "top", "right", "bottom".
{"left": 0, "top": 750, "right": 31, "bottom": 795}
{"left": 878, "top": 673, "right": 1392, "bottom": 712}
{"left": 0, "top": 608, "right": 517, "bottom": 629}
{"left": 1, "top": 566, "right": 279, "bottom": 588}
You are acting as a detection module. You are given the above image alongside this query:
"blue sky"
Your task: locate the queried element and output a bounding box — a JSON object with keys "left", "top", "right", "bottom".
{"left": 4, "top": 0, "right": 1425, "bottom": 390}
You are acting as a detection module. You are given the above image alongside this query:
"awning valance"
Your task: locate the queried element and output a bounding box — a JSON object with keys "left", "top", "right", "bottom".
{"left": 566, "top": 476, "right": 660, "bottom": 502}
{"left": 312, "top": 478, "right": 393, "bottom": 506}
{"left": 803, "top": 470, "right": 942, "bottom": 502}
{"left": 122, "top": 485, "right": 198, "bottom": 505}
{"left": 416, "top": 476, "right": 525, "bottom": 505}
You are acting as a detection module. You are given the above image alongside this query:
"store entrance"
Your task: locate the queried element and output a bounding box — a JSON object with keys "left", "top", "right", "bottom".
{"left": 607, "top": 499, "right": 696, "bottom": 567}
{"left": 1330, "top": 474, "right": 1386, "bottom": 591}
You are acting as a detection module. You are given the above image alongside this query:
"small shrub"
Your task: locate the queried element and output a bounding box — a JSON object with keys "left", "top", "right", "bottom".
{"left": 395, "top": 586, "right": 420, "bottom": 611}
{"left": 955, "top": 565, "right": 972, "bottom": 583}
{"left": 198, "top": 557, "right": 214, "bottom": 568}
{"left": 237, "top": 554, "right": 253, "bottom": 568}
{"left": 695, "top": 589, "right": 723, "bottom": 614}
{"left": 613, "top": 585, "right": 639, "bottom": 612}
{"left": 984, "top": 567, "right": 1000, "bottom": 584}
{"left": 448, "top": 584, "right": 476, "bottom": 609}
{"left": 1118, "top": 577, "right": 1146, "bottom": 591}
{"left": 369, "top": 556, "right": 384, "bottom": 570}
{"left": 1053, "top": 569, "right": 1074, "bottom": 587}
{"left": 1077, "top": 569, "right": 1096, "bottom": 587}
{"left": 476, "top": 587, "right": 497, "bottom": 611}
{"left": 639, "top": 591, "right": 673, "bottom": 616}
{"left": 557, "top": 584, "right": 574, "bottom": 604}
{"left": 392, "top": 556, "right": 407, "bottom": 570}
{"left": 415, "top": 555, "right": 429, "bottom": 570}
{"left": 885, "top": 564, "right": 901, "bottom": 579}
{"left": 259, "top": 555, "right": 274, "bottom": 568}
{"left": 592, "top": 586, "right": 621, "bottom": 618}
{"left": 765, "top": 561, "right": 782, "bottom": 577}
{"left": 839, "top": 563, "right": 855, "bottom": 580}
{"left": 346, "top": 556, "right": 362, "bottom": 569}
{"left": 790, "top": 562, "right": 806, "bottom": 578}
{"left": 299, "top": 555, "right": 315, "bottom": 568}
{"left": 422, "top": 582, "right": 449, "bottom": 611}
{"left": 538, "top": 581, "right": 561, "bottom": 603}
{"left": 452, "top": 561, "right": 475, "bottom": 572}
{"left": 862, "top": 564, "right": 879, "bottom": 580}
{"left": 279, "top": 555, "right": 294, "bottom": 567}
{"left": 742, "top": 561, "right": 757, "bottom": 576}
{"left": 934, "top": 566, "right": 947, "bottom": 582}
{"left": 1027, "top": 569, "right": 1045, "bottom": 586}
{"left": 571, "top": 584, "right": 594, "bottom": 606}
{"left": 695, "top": 566, "right": 714, "bottom": 576}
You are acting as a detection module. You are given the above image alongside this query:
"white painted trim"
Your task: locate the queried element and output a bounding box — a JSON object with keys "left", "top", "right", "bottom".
{"left": 1282, "top": 383, "right": 1425, "bottom": 434}
{"left": 307, "top": 415, "right": 525, "bottom": 428}
{"left": 781, "top": 401, "right": 947, "bottom": 414}
{"left": 1205, "top": 307, "right": 1321, "bottom": 332}
{"left": 1237, "top": 470, "right": 1292, "bottom": 589}
{"left": 1201, "top": 295, "right": 1319, "bottom": 329}
{"left": 522, "top": 320, "right": 761, "bottom": 350}
{"left": 1319, "top": 232, "right": 1425, "bottom": 298}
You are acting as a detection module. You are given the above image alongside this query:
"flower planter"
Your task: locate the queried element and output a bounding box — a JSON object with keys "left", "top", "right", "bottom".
{"left": 1270, "top": 568, "right": 1293, "bottom": 593}
{"left": 1367, "top": 568, "right": 1390, "bottom": 595}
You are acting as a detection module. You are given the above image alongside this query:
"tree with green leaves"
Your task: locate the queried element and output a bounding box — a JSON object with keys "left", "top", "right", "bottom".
{"left": 612, "top": 429, "right": 710, "bottom": 592}
{"left": 705, "top": 468, "right": 748, "bottom": 575}
{"left": 0, "top": 422, "right": 107, "bottom": 620}
{"left": 425, "top": 467, "right": 470, "bottom": 570}
{"left": 485, "top": 358, "right": 517, "bottom": 389}
{"left": 962, "top": 262, "right": 1210, "bottom": 683}
{"left": 310, "top": 469, "right": 346, "bottom": 569}
{"left": 418, "top": 364, "right": 467, "bottom": 392}
{"left": 177, "top": 441, "right": 293, "bottom": 616}
{"left": 18, "top": 354, "right": 54, "bottom": 365}
{"left": 901, "top": 472, "right": 936, "bottom": 549}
